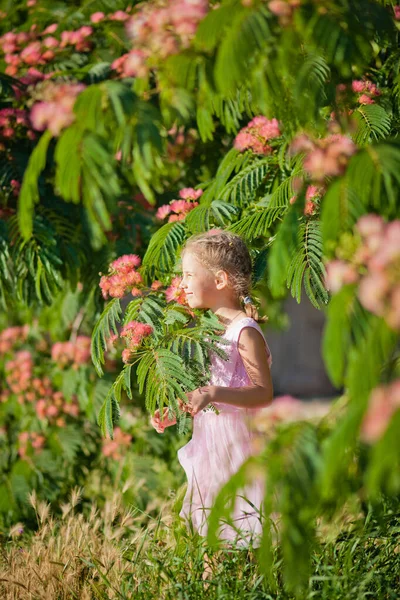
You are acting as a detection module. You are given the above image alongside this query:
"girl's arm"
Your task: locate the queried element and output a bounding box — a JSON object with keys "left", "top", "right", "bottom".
{"left": 187, "top": 327, "right": 273, "bottom": 413}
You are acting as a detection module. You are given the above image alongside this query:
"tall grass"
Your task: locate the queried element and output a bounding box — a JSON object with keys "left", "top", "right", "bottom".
{"left": 0, "top": 489, "right": 399, "bottom": 599}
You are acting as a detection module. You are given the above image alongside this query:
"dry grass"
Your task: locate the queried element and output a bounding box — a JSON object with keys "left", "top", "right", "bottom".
{"left": 0, "top": 488, "right": 157, "bottom": 600}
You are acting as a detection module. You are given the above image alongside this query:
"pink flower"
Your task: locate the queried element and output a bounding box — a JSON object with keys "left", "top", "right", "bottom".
{"left": 102, "top": 427, "right": 132, "bottom": 459}
{"left": 170, "top": 199, "right": 192, "bottom": 214}
{"left": 20, "top": 41, "right": 42, "bottom": 65}
{"left": 303, "top": 148, "right": 330, "bottom": 180}
{"left": 121, "top": 320, "right": 153, "bottom": 350}
{"left": 123, "top": 49, "right": 148, "bottom": 77}
{"left": 351, "top": 80, "right": 366, "bottom": 93}
{"left": 395, "top": 5, "right": 400, "bottom": 20}
{"left": 358, "top": 94, "right": 375, "bottom": 105}
{"left": 289, "top": 133, "right": 315, "bottom": 155}
{"left": 325, "top": 260, "right": 359, "bottom": 293}
{"left": 46, "top": 405, "right": 59, "bottom": 418}
{"left": 165, "top": 276, "right": 186, "bottom": 304}
{"left": 30, "top": 82, "right": 85, "bottom": 136}
{"left": 110, "top": 254, "right": 141, "bottom": 273}
{"left": 361, "top": 381, "right": 400, "bottom": 443}
{"left": 31, "top": 434, "right": 45, "bottom": 451}
{"left": 305, "top": 185, "right": 322, "bottom": 200}
{"left": 304, "top": 200, "right": 317, "bottom": 217}
{"left": 179, "top": 187, "right": 203, "bottom": 200}
{"left": 43, "top": 24, "right": 58, "bottom": 34}
{"left": 358, "top": 272, "right": 390, "bottom": 314}
{"left": 269, "top": 1, "right": 292, "bottom": 17}
{"left": 73, "top": 335, "right": 91, "bottom": 365}
{"left": 234, "top": 116, "right": 280, "bottom": 154}
{"left": 42, "top": 36, "right": 58, "bottom": 49}
{"left": 151, "top": 280, "right": 163, "bottom": 290}
{"left": 122, "top": 348, "right": 132, "bottom": 363}
{"left": 90, "top": 11, "right": 105, "bottom": 23}
{"left": 356, "top": 214, "right": 385, "bottom": 238}
{"left": 249, "top": 116, "right": 280, "bottom": 139}
{"left": 110, "top": 10, "right": 130, "bottom": 21}
{"left": 234, "top": 131, "right": 255, "bottom": 151}
{"left": 36, "top": 399, "right": 47, "bottom": 419}
{"left": 156, "top": 204, "right": 172, "bottom": 220}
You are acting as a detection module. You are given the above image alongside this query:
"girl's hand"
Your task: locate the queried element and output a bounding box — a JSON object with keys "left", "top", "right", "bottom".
{"left": 186, "top": 386, "right": 215, "bottom": 416}
{"left": 150, "top": 407, "right": 177, "bottom": 433}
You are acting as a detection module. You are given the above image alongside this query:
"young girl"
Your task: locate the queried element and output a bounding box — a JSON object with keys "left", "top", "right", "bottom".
{"left": 151, "top": 229, "right": 273, "bottom": 550}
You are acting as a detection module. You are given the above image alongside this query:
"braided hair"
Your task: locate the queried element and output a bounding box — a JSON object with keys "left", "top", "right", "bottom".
{"left": 181, "top": 229, "right": 267, "bottom": 323}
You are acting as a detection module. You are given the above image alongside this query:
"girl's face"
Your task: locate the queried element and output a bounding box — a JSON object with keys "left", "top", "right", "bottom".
{"left": 179, "top": 251, "right": 220, "bottom": 309}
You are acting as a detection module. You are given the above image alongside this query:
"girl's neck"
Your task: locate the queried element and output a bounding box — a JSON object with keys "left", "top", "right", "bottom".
{"left": 213, "top": 304, "right": 246, "bottom": 330}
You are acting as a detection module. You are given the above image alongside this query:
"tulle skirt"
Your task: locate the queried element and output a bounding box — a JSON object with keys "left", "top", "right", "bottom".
{"left": 177, "top": 406, "right": 264, "bottom": 548}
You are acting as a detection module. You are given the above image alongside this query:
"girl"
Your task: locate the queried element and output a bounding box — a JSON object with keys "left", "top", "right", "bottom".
{"left": 151, "top": 229, "right": 273, "bottom": 550}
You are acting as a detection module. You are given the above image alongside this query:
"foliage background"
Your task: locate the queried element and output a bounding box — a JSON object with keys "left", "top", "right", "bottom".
{"left": 0, "top": 0, "right": 399, "bottom": 596}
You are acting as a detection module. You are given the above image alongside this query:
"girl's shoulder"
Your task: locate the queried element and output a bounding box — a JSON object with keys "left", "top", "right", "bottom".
{"left": 229, "top": 317, "right": 272, "bottom": 366}
{"left": 227, "top": 316, "right": 261, "bottom": 336}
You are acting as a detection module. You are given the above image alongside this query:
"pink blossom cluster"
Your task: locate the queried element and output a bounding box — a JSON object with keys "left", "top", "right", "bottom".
{"left": 268, "top": 0, "right": 300, "bottom": 26}
{"left": 361, "top": 380, "right": 400, "bottom": 443}
{"left": 99, "top": 254, "right": 143, "bottom": 299}
{"left": 250, "top": 395, "right": 330, "bottom": 451}
{"left": 113, "top": 0, "right": 208, "bottom": 78}
{"left": 124, "top": 0, "right": 208, "bottom": 69}
{"left": 1, "top": 26, "right": 56, "bottom": 76}
{"left": 165, "top": 276, "right": 187, "bottom": 305}
{"left": 394, "top": 5, "right": 400, "bottom": 20}
{"left": 51, "top": 336, "right": 91, "bottom": 367}
{"left": 111, "top": 50, "right": 148, "bottom": 79}
{"left": 30, "top": 81, "right": 85, "bottom": 136}
{"left": 4, "top": 351, "right": 34, "bottom": 398}
{"left": 289, "top": 184, "right": 323, "bottom": 217}
{"left": 290, "top": 132, "right": 357, "bottom": 181}
{"left": 18, "top": 431, "right": 45, "bottom": 458}
{"left": 1, "top": 349, "right": 80, "bottom": 426}
{"left": 0, "top": 325, "right": 29, "bottom": 354}
{"left": 0, "top": 22, "right": 98, "bottom": 76}
{"left": 234, "top": 116, "right": 281, "bottom": 155}
{"left": 325, "top": 215, "right": 400, "bottom": 330}
{"left": 156, "top": 187, "right": 202, "bottom": 222}
{"left": 10, "top": 179, "right": 21, "bottom": 197}
{"left": 90, "top": 10, "right": 131, "bottom": 24}
{"left": 35, "top": 390, "right": 79, "bottom": 426}
{"left": 0, "top": 108, "right": 34, "bottom": 140}
{"left": 120, "top": 321, "right": 154, "bottom": 363}
{"left": 351, "top": 79, "right": 381, "bottom": 105}
{"left": 102, "top": 426, "right": 132, "bottom": 459}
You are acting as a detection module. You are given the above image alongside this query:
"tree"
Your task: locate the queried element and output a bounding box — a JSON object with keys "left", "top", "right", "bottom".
{"left": 0, "top": 0, "right": 399, "bottom": 593}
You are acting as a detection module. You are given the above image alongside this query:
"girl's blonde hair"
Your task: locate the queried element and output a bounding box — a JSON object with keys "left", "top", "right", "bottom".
{"left": 181, "top": 229, "right": 267, "bottom": 323}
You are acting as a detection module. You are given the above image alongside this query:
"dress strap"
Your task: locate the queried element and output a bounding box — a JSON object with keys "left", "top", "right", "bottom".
{"left": 234, "top": 318, "right": 272, "bottom": 367}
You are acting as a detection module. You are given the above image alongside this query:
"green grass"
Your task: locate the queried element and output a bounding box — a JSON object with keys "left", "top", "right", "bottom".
{"left": 1, "top": 490, "right": 399, "bottom": 600}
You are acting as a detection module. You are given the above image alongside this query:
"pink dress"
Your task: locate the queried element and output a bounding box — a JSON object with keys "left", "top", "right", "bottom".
{"left": 177, "top": 317, "right": 272, "bottom": 548}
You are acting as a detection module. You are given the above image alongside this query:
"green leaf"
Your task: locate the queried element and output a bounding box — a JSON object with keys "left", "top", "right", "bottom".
{"left": 322, "top": 285, "right": 356, "bottom": 387}
{"left": 142, "top": 221, "right": 186, "bottom": 277}
{"left": 18, "top": 130, "right": 52, "bottom": 239}
{"left": 91, "top": 298, "right": 122, "bottom": 376}
{"left": 353, "top": 104, "right": 392, "bottom": 146}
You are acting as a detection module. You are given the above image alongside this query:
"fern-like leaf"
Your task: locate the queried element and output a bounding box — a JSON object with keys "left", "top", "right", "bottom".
{"left": 18, "top": 130, "right": 52, "bottom": 239}
{"left": 220, "top": 158, "right": 270, "bottom": 206}
{"left": 353, "top": 104, "right": 392, "bottom": 145}
{"left": 142, "top": 221, "right": 186, "bottom": 277}
{"left": 287, "top": 221, "right": 328, "bottom": 308}
{"left": 91, "top": 298, "right": 122, "bottom": 376}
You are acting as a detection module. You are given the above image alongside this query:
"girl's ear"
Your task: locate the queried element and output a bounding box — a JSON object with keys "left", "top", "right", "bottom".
{"left": 215, "top": 269, "right": 229, "bottom": 290}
